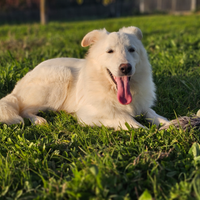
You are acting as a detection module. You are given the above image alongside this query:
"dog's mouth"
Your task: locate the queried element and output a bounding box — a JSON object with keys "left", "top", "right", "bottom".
{"left": 107, "top": 68, "right": 132, "bottom": 105}
{"left": 107, "top": 68, "right": 117, "bottom": 85}
{"left": 107, "top": 69, "right": 131, "bottom": 85}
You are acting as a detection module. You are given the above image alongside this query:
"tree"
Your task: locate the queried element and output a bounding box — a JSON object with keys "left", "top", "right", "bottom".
{"left": 191, "top": 0, "right": 196, "bottom": 11}
{"left": 40, "top": 0, "right": 47, "bottom": 25}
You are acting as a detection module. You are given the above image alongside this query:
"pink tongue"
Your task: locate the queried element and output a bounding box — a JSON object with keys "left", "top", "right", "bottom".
{"left": 115, "top": 76, "right": 132, "bottom": 105}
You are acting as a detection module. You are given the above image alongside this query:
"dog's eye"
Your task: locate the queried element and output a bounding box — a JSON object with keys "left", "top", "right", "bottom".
{"left": 107, "top": 49, "right": 114, "bottom": 54}
{"left": 129, "top": 47, "right": 135, "bottom": 53}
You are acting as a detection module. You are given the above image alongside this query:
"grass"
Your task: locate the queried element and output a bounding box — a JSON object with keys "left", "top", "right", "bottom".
{"left": 0, "top": 14, "right": 200, "bottom": 199}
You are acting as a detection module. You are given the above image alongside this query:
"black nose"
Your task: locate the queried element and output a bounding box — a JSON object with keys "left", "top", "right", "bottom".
{"left": 119, "top": 63, "right": 132, "bottom": 75}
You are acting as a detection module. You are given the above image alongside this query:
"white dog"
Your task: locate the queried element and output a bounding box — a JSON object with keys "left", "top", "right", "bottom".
{"left": 0, "top": 26, "right": 169, "bottom": 129}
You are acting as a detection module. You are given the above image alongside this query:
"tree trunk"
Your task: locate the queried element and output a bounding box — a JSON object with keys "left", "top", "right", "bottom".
{"left": 172, "top": 0, "right": 176, "bottom": 12}
{"left": 140, "top": 0, "right": 145, "bottom": 13}
{"left": 40, "top": 0, "right": 47, "bottom": 25}
{"left": 191, "top": 0, "right": 196, "bottom": 11}
{"left": 157, "top": 0, "right": 162, "bottom": 10}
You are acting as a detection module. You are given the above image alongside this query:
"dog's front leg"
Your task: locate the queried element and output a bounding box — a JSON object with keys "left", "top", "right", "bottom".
{"left": 144, "top": 108, "right": 169, "bottom": 127}
{"left": 80, "top": 116, "right": 145, "bottom": 130}
{"left": 76, "top": 106, "right": 145, "bottom": 130}
{"left": 103, "top": 115, "right": 145, "bottom": 130}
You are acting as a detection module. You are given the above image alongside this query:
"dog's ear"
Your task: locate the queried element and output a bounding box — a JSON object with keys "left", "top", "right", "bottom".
{"left": 119, "top": 26, "right": 143, "bottom": 40}
{"left": 81, "top": 29, "right": 108, "bottom": 47}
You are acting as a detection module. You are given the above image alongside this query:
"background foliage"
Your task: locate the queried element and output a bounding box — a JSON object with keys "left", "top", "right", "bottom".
{"left": 0, "top": 14, "right": 200, "bottom": 199}
{"left": 0, "top": 0, "right": 119, "bottom": 11}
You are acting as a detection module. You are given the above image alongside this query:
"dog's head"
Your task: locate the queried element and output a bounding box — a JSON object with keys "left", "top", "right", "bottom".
{"left": 81, "top": 26, "right": 144, "bottom": 105}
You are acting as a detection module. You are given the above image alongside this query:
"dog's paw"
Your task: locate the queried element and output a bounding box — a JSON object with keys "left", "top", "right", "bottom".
{"left": 33, "top": 116, "right": 47, "bottom": 125}
{"left": 157, "top": 118, "right": 170, "bottom": 127}
{"left": 118, "top": 123, "right": 146, "bottom": 130}
{"left": 159, "top": 121, "right": 171, "bottom": 130}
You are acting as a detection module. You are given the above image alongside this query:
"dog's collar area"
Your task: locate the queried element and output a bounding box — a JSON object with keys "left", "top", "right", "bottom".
{"left": 107, "top": 68, "right": 131, "bottom": 86}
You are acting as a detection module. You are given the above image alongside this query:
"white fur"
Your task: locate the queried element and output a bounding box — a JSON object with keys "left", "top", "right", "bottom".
{"left": 0, "top": 26, "right": 169, "bottom": 129}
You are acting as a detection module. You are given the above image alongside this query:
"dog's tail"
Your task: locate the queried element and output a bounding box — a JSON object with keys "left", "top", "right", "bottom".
{"left": 0, "top": 94, "right": 23, "bottom": 125}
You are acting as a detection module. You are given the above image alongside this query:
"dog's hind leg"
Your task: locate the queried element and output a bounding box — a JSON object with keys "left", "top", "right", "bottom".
{"left": 0, "top": 94, "right": 24, "bottom": 125}
{"left": 20, "top": 107, "right": 49, "bottom": 125}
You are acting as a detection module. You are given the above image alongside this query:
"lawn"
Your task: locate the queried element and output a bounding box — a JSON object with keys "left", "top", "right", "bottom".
{"left": 0, "top": 14, "right": 200, "bottom": 199}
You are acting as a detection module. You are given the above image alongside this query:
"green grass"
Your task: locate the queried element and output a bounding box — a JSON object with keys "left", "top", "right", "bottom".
{"left": 0, "top": 14, "right": 200, "bottom": 199}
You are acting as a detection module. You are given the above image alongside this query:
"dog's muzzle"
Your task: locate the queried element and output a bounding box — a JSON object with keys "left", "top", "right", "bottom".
{"left": 107, "top": 67, "right": 132, "bottom": 105}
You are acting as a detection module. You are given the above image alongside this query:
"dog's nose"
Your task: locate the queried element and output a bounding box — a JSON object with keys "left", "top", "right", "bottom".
{"left": 119, "top": 63, "right": 132, "bottom": 75}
